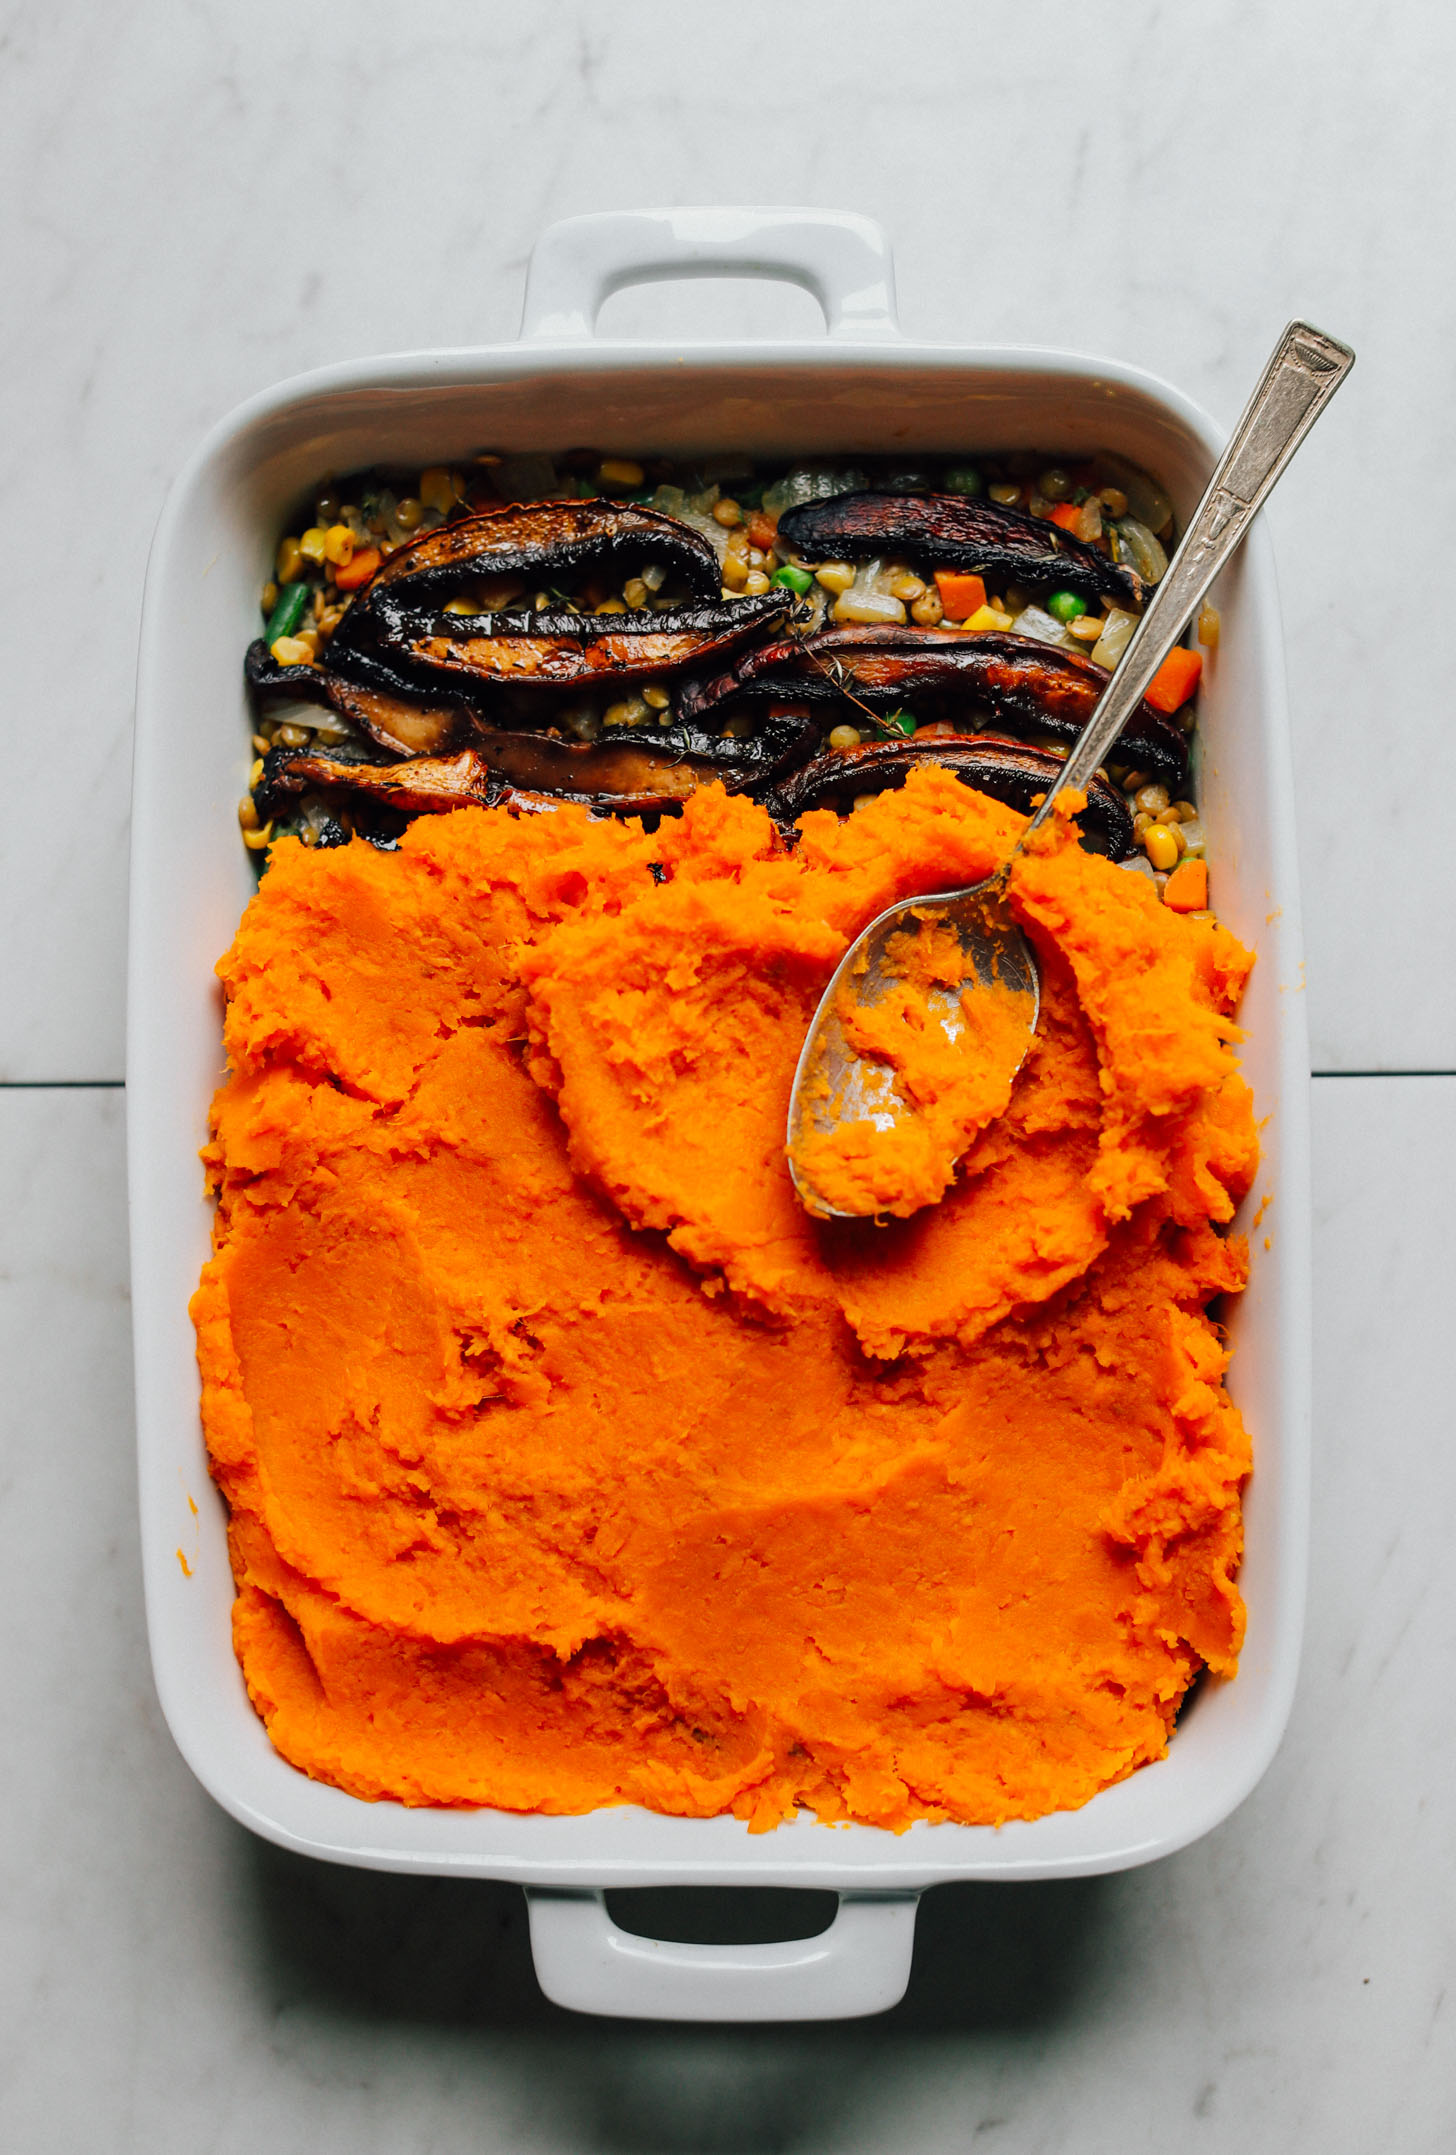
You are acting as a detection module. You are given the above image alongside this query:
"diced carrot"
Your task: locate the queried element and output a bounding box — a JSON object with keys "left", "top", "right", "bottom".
{"left": 1049, "top": 502, "right": 1084, "bottom": 534}
{"left": 747, "top": 511, "right": 777, "bottom": 551}
{"left": 1145, "top": 647, "right": 1203, "bottom": 713}
{"left": 1162, "top": 858, "right": 1208, "bottom": 912}
{"left": 933, "top": 569, "right": 986, "bottom": 620}
{"left": 334, "top": 546, "right": 381, "bottom": 592}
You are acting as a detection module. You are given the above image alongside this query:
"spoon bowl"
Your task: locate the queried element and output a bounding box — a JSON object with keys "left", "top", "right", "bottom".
{"left": 787, "top": 874, "right": 1038, "bottom": 1221}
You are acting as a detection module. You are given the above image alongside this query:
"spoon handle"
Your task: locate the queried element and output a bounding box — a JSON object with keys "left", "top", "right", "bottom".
{"left": 1024, "top": 320, "right": 1355, "bottom": 839}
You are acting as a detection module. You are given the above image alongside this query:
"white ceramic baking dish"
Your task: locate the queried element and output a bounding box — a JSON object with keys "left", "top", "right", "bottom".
{"left": 129, "top": 208, "right": 1311, "bottom": 2023}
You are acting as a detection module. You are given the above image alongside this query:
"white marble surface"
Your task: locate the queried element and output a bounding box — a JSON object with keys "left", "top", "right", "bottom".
{"left": 2, "top": 1078, "right": 1452, "bottom": 2151}
{"left": 0, "top": 0, "right": 1452, "bottom": 1077}
{"left": 3, "top": 4, "right": 1454, "bottom": 2146}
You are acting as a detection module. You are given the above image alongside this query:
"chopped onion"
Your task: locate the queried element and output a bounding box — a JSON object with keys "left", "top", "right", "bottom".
{"left": 1010, "top": 603, "right": 1079, "bottom": 651}
{"left": 1111, "top": 516, "right": 1169, "bottom": 585}
{"left": 1090, "top": 605, "right": 1137, "bottom": 669}
{"left": 1178, "top": 816, "right": 1207, "bottom": 860}
{"left": 650, "top": 483, "right": 729, "bottom": 562}
{"left": 1099, "top": 456, "right": 1173, "bottom": 539}
{"left": 761, "top": 465, "right": 869, "bottom": 517}
{"left": 833, "top": 588, "right": 907, "bottom": 626}
{"left": 1120, "top": 854, "right": 1159, "bottom": 882}
{"left": 832, "top": 557, "right": 909, "bottom": 625}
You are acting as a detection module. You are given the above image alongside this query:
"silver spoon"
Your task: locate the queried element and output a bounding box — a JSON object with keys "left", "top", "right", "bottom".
{"left": 787, "top": 320, "right": 1355, "bottom": 1221}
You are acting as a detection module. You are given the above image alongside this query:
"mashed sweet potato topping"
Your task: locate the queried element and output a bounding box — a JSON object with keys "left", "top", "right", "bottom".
{"left": 193, "top": 766, "right": 1258, "bottom": 1830}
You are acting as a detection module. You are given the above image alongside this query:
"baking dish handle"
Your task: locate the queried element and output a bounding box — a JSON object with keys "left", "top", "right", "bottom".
{"left": 525, "top": 1887, "right": 919, "bottom": 2021}
{"left": 519, "top": 208, "right": 900, "bottom": 342}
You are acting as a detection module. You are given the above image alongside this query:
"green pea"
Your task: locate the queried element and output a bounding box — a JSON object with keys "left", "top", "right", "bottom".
{"left": 1047, "top": 590, "right": 1087, "bottom": 624}
{"left": 264, "top": 581, "right": 311, "bottom": 642}
{"left": 771, "top": 564, "right": 815, "bottom": 596}
{"left": 942, "top": 465, "right": 983, "bottom": 496}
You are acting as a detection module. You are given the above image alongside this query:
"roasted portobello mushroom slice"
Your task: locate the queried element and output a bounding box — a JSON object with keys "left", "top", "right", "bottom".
{"left": 245, "top": 639, "right": 470, "bottom": 757}
{"left": 765, "top": 733, "right": 1135, "bottom": 859}
{"left": 255, "top": 712, "right": 818, "bottom": 825}
{"left": 776, "top": 490, "right": 1141, "bottom": 606}
{"left": 367, "top": 497, "right": 725, "bottom": 603}
{"left": 680, "top": 626, "right": 1187, "bottom": 786}
{"left": 329, "top": 591, "right": 793, "bottom": 698}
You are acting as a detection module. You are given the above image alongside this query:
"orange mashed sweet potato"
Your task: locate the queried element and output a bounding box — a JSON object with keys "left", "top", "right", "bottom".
{"left": 193, "top": 766, "right": 1258, "bottom": 1830}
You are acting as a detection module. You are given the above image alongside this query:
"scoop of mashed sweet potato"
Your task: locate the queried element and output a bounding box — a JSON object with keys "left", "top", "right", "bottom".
{"left": 193, "top": 767, "right": 1257, "bottom": 1829}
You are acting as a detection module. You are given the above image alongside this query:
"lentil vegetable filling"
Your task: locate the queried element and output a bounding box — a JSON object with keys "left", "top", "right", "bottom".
{"left": 242, "top": 449, "right": 1216, "bottom": 912}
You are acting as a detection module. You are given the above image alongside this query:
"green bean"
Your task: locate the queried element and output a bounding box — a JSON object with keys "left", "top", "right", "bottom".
{"left": 264, "top": 581, "right": 310, "bottom": 643}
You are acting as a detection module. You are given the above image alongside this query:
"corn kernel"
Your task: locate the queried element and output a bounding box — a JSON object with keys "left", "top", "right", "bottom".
{"left": 828, "top": 724, "right": 862, "bottom": 751}
{"left": 242, "top": 820, "right": 275, "bottom": 851}
{"left": 1172, "top": 799, "right": 1198, "bottom": 823}
{"left": 275, "top": 537, "right": 303, "bottom": 583}
{"left": 814, "top": 562, "right": 857, "bottom": 594}
{"left": 1143, "top": 822, "right": 1180, "bottom": 871}
{"left": 623, "top": 577, "right": 649, "bottom": 608}
{"left": 712, "top": 498, "right": 742, "bottom": 527}
{"left": 720, "top": 552, "right": 749, "bottom": 592}
{"left": 419, "top": 467, "right": 456, "bottom": 513}
{"left": 260, "top": 580, "right": 279, "bottom": 617}
{"left": 238, "top": 794, "right": 259, "bottom": 831}
{"left": 598, "top": 457, "right": 645, "bottom": 490}
{"left": 323, "top": 523, "right": 355, "bottom": 567}
{"left": 443, "top": 598, "right": 481, "bottom": 616}
{"left": 641, "top": 684, "right": 670, "bottom": 710}
{"left": 248, "top": 758, "right": 264, "bottom": 788}
{"left": 744, "top": 569, "right": 771, "bottom": 596}
{"left": 1198, "top": 602, "right": 1221, "bottom": 649}
{"left": 251, "top": 733, "right": 271, "bottom": 756}
{"left": 1067, "top": 614, "right": 1104, "bottom": 643}
{"left": 269, "top": 635, "right": 314, "bottom": 666}
{"left": 603, "top": 696, "right": 648, "bottom": 727}
{"left": 298, "top": 526, "right": 328, "bottom": 565}
{"left": 1134, "top": 782, "right": 1171, "bottom": 816}
{"left": 989, "top": 482, "right": 1022, "bottom": 507}
{"left": 276, "top": 723, "right": 311, "bottom": 749}
{"left": 595, "top": 597, "right": 628, "bottom": 615}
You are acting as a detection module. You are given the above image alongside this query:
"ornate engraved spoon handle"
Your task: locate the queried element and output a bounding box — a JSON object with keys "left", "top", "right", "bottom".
{"left": 1026, "top": 320, "right": 1355, "bottom": 836}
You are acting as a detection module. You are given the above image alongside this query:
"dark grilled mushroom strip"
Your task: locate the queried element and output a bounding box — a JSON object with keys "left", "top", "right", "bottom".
{"left": 331, "top": 591, "right": 792, "bottom": 698}
{"left": 245, "top": 640, "right": 469, "bottom": 757}
{"left": 764, "top": 733, "right": 1135, "bottom": 858}
{"left": 256, "top": 712, "right": 818, "bottom": 825}
{"left": 680, "top": 626, "right": 1186, "bottom": 787}
{"left": 776, "top": 491, "right": 1141, "bottom": 606}
{"left": 367, "top": 497, "right": 724, "bottom": 603}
